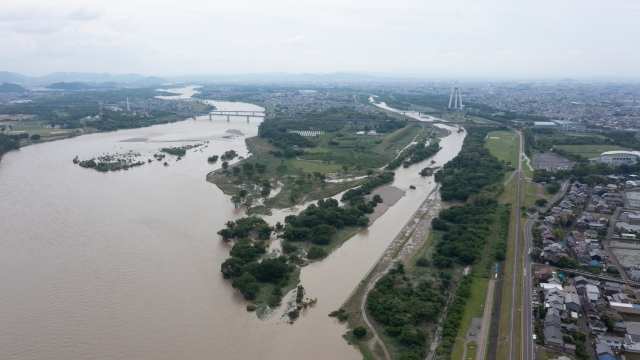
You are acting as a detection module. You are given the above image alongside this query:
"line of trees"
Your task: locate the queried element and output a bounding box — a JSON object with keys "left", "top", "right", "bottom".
{"left": 281, "top": 198, "right": 370, "bottom": 247}
{"left": 435, "top": 275, "right": 473, "bottom": 356}
{"left": 341, "top": 172, "right": 395, "bottom": 201}
{"left": 0, "top": 134, "right": 20, "bottom": 160}
{"left": 258, "top": 119, "right": 317, "bottom": 149}
{"left": 386, "top": 141, "right": 441, "bottom": 170}
{"left": 434, "top": 127, "right": 508, "bottom": 202}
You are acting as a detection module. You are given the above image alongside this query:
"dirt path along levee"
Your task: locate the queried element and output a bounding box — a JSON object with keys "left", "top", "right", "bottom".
{"left": 342, "top": 185, "right": 442, "bottom": 359}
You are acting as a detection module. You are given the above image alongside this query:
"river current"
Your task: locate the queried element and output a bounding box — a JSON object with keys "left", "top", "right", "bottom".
{"left": 0, "top": 94, "right": 465, "bottom": 359}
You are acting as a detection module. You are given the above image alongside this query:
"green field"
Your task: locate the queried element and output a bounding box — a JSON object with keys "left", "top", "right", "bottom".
{"left": 439, "top": 112, "right": 500, "bottom": 124}
{"left": 287, "top": 159, "right": 343, "bottom": 174}
{"left": 536, "top": 346, "right": 576, "bottom": 360}
{"left": 486, "top": 130, "right": 520, "bottom": 167}
{"left": 552, "top": 144, "right": 629, "bottom": 159}
{"left": 450, "top": 277, "right": 489, "bottom": 360}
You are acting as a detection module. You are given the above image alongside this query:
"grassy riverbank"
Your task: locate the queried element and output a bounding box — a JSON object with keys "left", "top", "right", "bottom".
{"left": 207, "top": 118, "right": 441, "bottom": 214}
{"left": 338, "top": 126, "right": 512, "bottom": 360}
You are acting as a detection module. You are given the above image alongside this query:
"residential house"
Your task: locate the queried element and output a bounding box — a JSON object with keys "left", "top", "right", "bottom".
{"left": 630, "top": 270, "right": 640, "bottom": 281}
{"left": 625, "top": 334, "right": 640, "bottom": 353}
{"left": 590, "top": 250, "right": 605, "bottom": 261}
{"left": 597, "top": 335, "right": 623, "bottom": 354}
{"left": 611, "top": 293, "right": 630, "bottom": 303}
{"left": 544, "top": 327, "right": 565, "bottom": 351}
{"left": 614, "top": 321, "right": 627, "bottom": 334}
{"left": 538, "top": 267, "right": 553, "bottom": 281}
{"left": 591, "top": 320, "right": 608, "bottom": 336}
{"left": 561, "top": 323, "right": 580, "bottom": 333}
{"left": 585, "top": 229, "right": 598, "bottom": 239}
{"left": 565, "top": 293, "right": 581, "bottom": 312}
{"left": 545, "top": 314, "right": 562, "bottom": 328}
{"left": 574, "top": 276, "right": 589, "bottom": 286}
{"left": 564, "top": 343, "right": 576, "bottom": 355}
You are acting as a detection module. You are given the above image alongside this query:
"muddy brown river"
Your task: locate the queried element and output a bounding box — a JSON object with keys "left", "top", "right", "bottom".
{"left": 0, "top": 95, "right": 465, "bottom": 359}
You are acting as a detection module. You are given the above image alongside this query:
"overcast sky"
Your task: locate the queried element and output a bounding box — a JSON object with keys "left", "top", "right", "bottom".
{"left": 1, "top": 0, "right": 639, "bottom": 78}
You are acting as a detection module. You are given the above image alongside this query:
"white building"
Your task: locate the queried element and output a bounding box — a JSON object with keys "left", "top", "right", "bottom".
{"left": 589, "top": 151, "right": 640, "bottom": 165}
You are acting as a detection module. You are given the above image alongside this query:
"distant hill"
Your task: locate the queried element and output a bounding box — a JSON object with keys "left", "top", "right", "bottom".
{"left": 41, "top": 72, "right": 147, "bottom": 83}
{"left": 0, "top": 82, "right": 27, "bottom": 93}
{"left": 46, "top": 82, "right": 96, "bottom": 91}
{"left": 0, "top": 72, "right": 29, "bottom": 84}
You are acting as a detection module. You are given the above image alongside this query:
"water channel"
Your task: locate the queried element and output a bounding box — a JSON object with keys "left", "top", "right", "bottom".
{"left": 0, "top": 90, "right": 465, "bottom": 359}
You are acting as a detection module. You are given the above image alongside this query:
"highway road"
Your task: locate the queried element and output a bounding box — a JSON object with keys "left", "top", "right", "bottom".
{"left": 521, "top": 178, "right": 571, "bottom": 360}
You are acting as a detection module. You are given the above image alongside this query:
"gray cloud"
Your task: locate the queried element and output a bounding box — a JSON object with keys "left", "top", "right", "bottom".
{"left": 0, "top": 0, "right": 638, "bottom": 77}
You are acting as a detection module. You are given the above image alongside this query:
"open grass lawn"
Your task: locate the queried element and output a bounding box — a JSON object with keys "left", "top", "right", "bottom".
{"left": 536, "top": 346, "right": 576, "bottom": 360}
{"left": 553, "top": 144, "right": 629, "bottom": 159}
{"left": 286, "top": 159, "right": 343, "bottom": 174}
{"left": 451, "top": 277, "right": 489, "bottom": 360}
{"left": 497, "top": 175, "right": 521, "bottom": 360}
{"left": 486, "top": 130, "right": 520, "bottom": 167}
{"left": 523, "top": 182, "right": 547, "bottom": 209}
{"left": 438, "top": 112, "right": 500, "bottom": 124}
{"left": 299, "top": 124, "right": 428, "bottom": 168}
{"left": 7, "top": 123, "right": 83, "bottom": 138}
{"left": 466, "top": 341, "right": 478, "bottom": 360}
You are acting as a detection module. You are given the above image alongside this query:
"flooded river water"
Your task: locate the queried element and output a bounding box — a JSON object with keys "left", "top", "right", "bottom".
{"left": 0, "top": 93, "right": 465, "bottom": 359}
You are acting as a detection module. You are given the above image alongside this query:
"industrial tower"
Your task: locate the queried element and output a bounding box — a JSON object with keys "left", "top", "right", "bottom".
{"left": 448, "top": 81, "right": 463, "bottom": 110}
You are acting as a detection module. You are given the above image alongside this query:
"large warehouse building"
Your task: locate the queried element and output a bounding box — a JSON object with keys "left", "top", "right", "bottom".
{"left": 589, "top": 150, "right": 640, "bottom": 165}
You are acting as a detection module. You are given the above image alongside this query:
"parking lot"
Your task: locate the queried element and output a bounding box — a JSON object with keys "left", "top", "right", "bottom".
{"left": 533, "top": 153, "right": 575, "bottom": 171}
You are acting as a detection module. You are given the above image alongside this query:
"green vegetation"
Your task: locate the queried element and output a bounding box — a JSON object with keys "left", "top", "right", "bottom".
{"left": 386, "top": 141, "right": 441, "bottom": 170}
{"left": 0, "top": 133, "right": 20, "bottom": 160}
{"left": 353, "top": 326, "right": 367, "bottom": 339}
{"left": 299, "top": 106, "right": 396, "bottom": 120}
{"left": 367, "top": 263, "right": 446, "bottom": 359}
{"left": 160, "top": 143, "right": 203, "bottom": 156}
{"left": 280, "top": 195, "right": 381, "bottom": 258}
{"left": 341, "top": 172, "right": 395, "bottom": 201}
{"left": 0, "top": 82, "right": 27, "bottom": 93}
{"left": 450, "top": 278, "right": 488, "bottom": 359}
{"left": 75, "top": 151, "right": 147, "bottom": 172}
{"left": 208, "top": 155, "right": 219, "bottom": 162}
{"left": 435, "top": 128, "right": 508, "bottom": 203}
{"left": 208, "top": 117, "right": 432, "bottom": 213}
{"left": 218, "top": 217, "right": 301, "bottom": 312}
{"left": 552, "top": 144, "right": 629, "bottom": 159}
{"left": 485, "top": 130, "right": 521, "bottom": 165}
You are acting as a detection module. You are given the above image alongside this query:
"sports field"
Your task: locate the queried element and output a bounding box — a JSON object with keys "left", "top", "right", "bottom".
{"left": 552, "top": 144, "right": 629, "bottom": 159}
{"left": 486, "top": 130, "right": 520, "bottom": 166}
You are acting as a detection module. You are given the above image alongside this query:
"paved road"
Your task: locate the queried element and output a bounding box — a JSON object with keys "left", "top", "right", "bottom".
{"left": 521, "top": 179, "right": 570, "bottom": 360}
{"left": 509, "top": 131, "right": 524, "bottom": 360}
{"left": 476, "top": 279, "right": 496, "bottom": 359}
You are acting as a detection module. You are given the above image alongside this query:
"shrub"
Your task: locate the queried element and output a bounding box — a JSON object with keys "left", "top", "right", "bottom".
{"left": 353, "top": 326, "right": 367, "bottom": 339}
{"left": 307, "top": 246, "right": 326, "bottom": 259}
{"left": 535, "top": 198, "right": 548, "bottom": 207}
{"left": 30, "top": 134, "right": 41, "bottom": 140}
{"left": 282, "top": 242, "right": 298, "bottom": 253}
{"left": 416, "top": 257, "right": 429, "bottom": 267}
